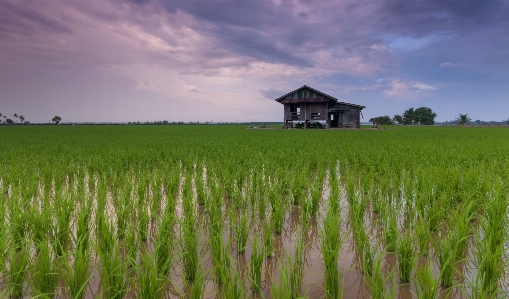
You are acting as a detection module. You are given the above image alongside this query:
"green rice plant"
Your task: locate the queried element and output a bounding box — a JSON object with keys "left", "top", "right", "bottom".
{"left": 414, "top": 259, "right": 440, "bottom": 299}
{"left": 138, "top": 202, "right": 149, "bottom": 242}
{"left": 29, "top": 204, "right": 51, "bottom": 253}
{"left": 150, "top": 174, "right": 163, "bottom": 220}
{"left": 383, "top": 209, "right": 398, "bottom": 252}
{"left": 29, "top": 241, "right": 60, "bottom": 299}
{"left": 365, "top": 252, "right": 398, "bottom": 299}
{"left": 396, "top": 229, "right": 415, "bottom": 284}
{"left": 263, "top": 217, "right": 274, "bottom": 257}
{"left": 291, "top": 175, "right": 306, "bottom": 205}
{"left": 433, "top": 230, "right": 456, "bottom": 288}
{"left": 414, "top": 215, "right": 431, "bottom": 256}
{"left": 219, "top": 257, "right": 246, "bottom": 299}
{"left": 51, "top": 188, "right": 74, "bottom": 256}
{"left": 309, "top": 182, "right": 321, "bottom": 217}
{"left": 184, "top": 265, "right": 206, "bottom": 299}
{"left": 469, "top": 222, "right": 507, "bottom": 295}
{"left": 9, "top": 196, "right": 30, "bottom": 251}
{"left": 75, "top": 199, "right": 92, "bottom": 252}
{"left": 269, "top": 185, "right": 286, "bottom": 234}
{"left": 352, "top": 222, "right": 374, "bottom": 277}
{"left": 97, "top": 242, "right": 130, "bottom": 299}
{"left": 195, "top": 164, "right": 207, "bottom": 206}
{"left": 249, "top": 234, "right": 264, "bottom": 292}
{"left": 8, "top": 246, "right": 29, "bottom": 299}
{"left": 154, "top": 212, "right": 175, "bottom": 276}
{"left": 235, "top": 211, "right": 250, "bottom": 253}
{"left": 208, "top": 230, "right": 231, "bottom": 286}
{"left": 450, "top": 205, "right": 474, "bottom": 261}
{"left": 321, "top": 203, "right": 344, "bottom": 299}
{"left": 134, "top": 249, "right": 167, "bottom": 299}
{"left": 125, "top": 222, "right": 140, "bottom": 269}
{"left": 116, "top": 185, "right": 131, "bottom": 239}
{"left": 97, "top": 216, "right": 116, "bottom": 256}
{"left": 289, "top": 232, "right": 305, "bottom": 299}
{"left": 62, "top": 237, "right": 93, "bottom": 299}
{"left": 271, "top": 258, "right": 292, "bottom": 299}
{"left": 179, "top": 212, "right": 200, "bottom": 281}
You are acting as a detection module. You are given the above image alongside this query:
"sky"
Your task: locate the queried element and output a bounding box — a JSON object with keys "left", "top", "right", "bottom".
{"left": 1, "top": 0, "right": 508, "bottom": 123}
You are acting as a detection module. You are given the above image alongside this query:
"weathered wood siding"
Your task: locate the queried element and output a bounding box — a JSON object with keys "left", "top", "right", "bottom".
{"left": 343, "top": 108, "right": 360, "bottom": 128}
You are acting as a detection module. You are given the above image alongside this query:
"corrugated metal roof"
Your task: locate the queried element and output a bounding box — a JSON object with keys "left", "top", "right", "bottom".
{"left": 274, "top": 85, "right": 366, "bottom": 109}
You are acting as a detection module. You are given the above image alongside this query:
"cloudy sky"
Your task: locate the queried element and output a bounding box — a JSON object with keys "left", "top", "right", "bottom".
{"left": 1, "top": 0, "right": 508, "bottom": 123}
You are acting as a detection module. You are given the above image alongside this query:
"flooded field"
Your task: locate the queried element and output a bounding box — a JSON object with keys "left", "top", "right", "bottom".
{"left": 0, "top": 125, "right": 508, "bottom": 298}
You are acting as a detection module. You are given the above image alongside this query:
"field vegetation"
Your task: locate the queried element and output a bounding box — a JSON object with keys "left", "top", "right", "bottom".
{"left": 0, "top": 125, "right": 508, "bottom": 298}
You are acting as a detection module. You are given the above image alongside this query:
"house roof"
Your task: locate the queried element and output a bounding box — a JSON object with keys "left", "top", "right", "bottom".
{"left": 274, "top": 85, "right": 365, "bottom": 109}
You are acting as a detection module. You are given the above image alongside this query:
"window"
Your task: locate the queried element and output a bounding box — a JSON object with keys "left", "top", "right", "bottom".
{"left": 311, "top": 112, "right": 321, "bottom": 119}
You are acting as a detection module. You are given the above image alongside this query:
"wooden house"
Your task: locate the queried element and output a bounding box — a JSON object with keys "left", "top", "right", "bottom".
{"left": 275, "top": 85, "right": 366, "bottom": 129}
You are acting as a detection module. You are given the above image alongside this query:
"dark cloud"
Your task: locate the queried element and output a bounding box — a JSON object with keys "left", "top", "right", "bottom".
{"left": 380, "top": 0, "right": 509, "bottom": 36}
{"left": 0, "top": 0, "right": 72, "bottom": 35}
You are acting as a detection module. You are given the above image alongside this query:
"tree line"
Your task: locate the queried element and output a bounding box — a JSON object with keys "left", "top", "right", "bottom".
{"left": 369, "top": 107, "right": 437, "bottom": 125}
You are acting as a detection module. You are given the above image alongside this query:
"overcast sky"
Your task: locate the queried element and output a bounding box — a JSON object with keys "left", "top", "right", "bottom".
{"left": 1, "top": 0, "right": 508, "bottom": 123}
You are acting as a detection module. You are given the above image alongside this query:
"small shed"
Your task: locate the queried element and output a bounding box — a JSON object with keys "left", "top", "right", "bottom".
{"left": 275, "top": 85, "right": 366, "bottom": 129}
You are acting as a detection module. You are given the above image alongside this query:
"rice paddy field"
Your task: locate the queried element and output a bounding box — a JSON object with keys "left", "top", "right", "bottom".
{"left": 0, "top": 125, "right": 508, "bottom": 299}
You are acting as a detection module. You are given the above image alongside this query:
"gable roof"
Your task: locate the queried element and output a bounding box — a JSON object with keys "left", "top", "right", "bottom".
{"left": 274, "top": 85, "right": 365, "bottom": 109}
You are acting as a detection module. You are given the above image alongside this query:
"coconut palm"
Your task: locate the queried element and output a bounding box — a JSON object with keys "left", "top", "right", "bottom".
{"left": 456, "top": 114, "right": 471, "bottom": 126}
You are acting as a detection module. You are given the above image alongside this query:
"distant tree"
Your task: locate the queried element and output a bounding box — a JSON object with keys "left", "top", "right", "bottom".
{"left": 402, "top": 108, "right": 415, "bottom": 125}
{"left": 6, "top": 119, "right": 14, "bottom": 124}
{"left": 456, "top": 114, "right": 471, "bottom": 126}
{"left": 19, "top": 115, "right": 25, "bottom": 123}
{"left": 414, "top": 107, "right": 437, "bottom": 125}
{"left": 13, "top": 113, "right": 19, "bottom": 123}
{"left": 393, "top": 115, "right": 403, "bottom": 124}
{"left": 369, "top": 115, "right": 393, "bottom": 125}
{"left": 52, "top": 116, "right": 62, "bottom": 125}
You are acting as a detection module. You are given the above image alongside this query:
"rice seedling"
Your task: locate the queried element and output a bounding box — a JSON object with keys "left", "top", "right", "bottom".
{"left": 179, "top": 200, "right": 200, "bottom": 281}
{"left": 134, "top": 249, "right": 167, "bottom": 299}
{"left": 208, "top": 230, "right": 231, "bottom": 286}
{"left": 396, "top": 229, "right": 415, "bottom": 284}
{"left": 269, "top": 185, "right": 286, "bottom": 234}
{"left": 234, "top": 211, "right": 250, "bottom": 253}
{"left": 125, "top": 222, "right": 140, "bottom": 269}
{"left": 414, "top": 215, "right": 431, "bottom": 256}
{"left": 29, "top": 241, "right": 61, "bottom": 299}
{"left": 414, "top": 259, "right": 440, "bottom": 299}
{"left": 383, "top": 208, "right": 398, "bottom": 253}
{"left": 433, "top": 230, "right": 456, "bottom": 288}
{"left": 8, "top": 246, "right": 29, "bottom": 299}
{"left": 183, "top": 265, "right": 206, "bottom": 299}
{"left": 154, "top": 211, "right": 175, "bottom": 276}
{"left": 352, "top": 222, "right": 374, "bottom": 277}
{"left": 321, "top": 200, "right": 344, "bottom": 299}
{"left": 97, "top": 242, "right": 130, "bottom": 299}
{"left": 271, "top": 258, "right": 292, "bottom": 299}
{"left": 365, "top": 252, "right": 398, "bottom": 299}
{"left": 289, "top": 231, "right": 305, "bottom": 299}
{"left": 250, "top": 234, "right": 264, "bottom": 292}
{"left": 61, "top": 237, "right": 93, "bottom": 299}
{"left": 263, "top": 217, "right": 274, "bottom": 257}
{"left": 138, "top": 201, "right": 149, "bottom": 242}
{"left": 220, "top": 257, "right": 246, "bottom": 299}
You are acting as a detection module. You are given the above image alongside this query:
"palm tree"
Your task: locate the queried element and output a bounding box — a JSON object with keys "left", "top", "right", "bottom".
{"left": 456, "top": 114, "right": 471, "bottom": 126}
{"left": 19, "top": 115, "right": 25, "bottom": 123}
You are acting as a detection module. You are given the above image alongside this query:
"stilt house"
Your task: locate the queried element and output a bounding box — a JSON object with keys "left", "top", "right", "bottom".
{"left": 275, "top": 85, "right": 365, "bottom": 129}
